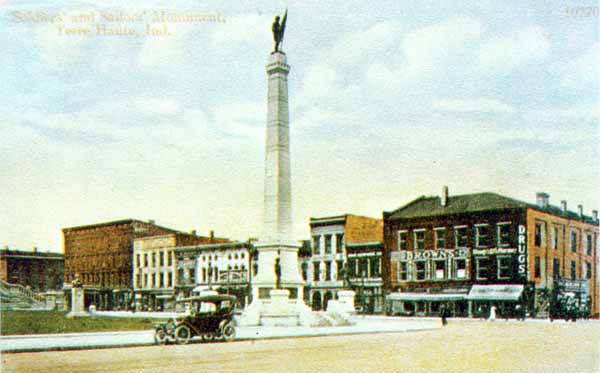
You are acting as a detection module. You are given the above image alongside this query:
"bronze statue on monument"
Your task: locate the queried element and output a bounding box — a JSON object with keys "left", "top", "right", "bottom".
{"left": 271, "top": 9, "right": 287, "bottom": 53}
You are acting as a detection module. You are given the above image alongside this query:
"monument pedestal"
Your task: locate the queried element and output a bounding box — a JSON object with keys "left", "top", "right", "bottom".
{"left": 66, "top": 287, "right": 90, "bottom": 318}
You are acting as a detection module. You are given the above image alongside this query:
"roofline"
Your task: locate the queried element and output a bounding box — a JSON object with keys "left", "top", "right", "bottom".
{"left": 175, "top": 241, "right": 250, "bottom": 253}
{"left": 384, "top": 192, "right": 598, "bottom": 226}
{"left": 345, "top": 242, "right": 383, "bottom": 247}
{"left": 309, "top": 213, "right": 381, "bottom": 226}
{"left": 62, "top": 219, "right": 169, "bottom": 232}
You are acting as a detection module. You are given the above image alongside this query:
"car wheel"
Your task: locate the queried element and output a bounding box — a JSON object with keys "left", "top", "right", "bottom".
{"left": 221, "top": 321, "right": 236, "bottom": 342}
{"left": 154, "top": 329, "right": 168, "bottom": 345}
{"left": 202, "top": 333, "right": 216, "bottom": 342}
{"left": 175, "top": 325, "right": 192, "bottom": 345}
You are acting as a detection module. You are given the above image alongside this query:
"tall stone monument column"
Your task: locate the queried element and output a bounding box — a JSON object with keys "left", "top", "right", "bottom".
{"left": 240, "top": 12, "right": 315, "bottom": 326}
{"left": 251, "top": 51, "right": 305, "bottom": 302}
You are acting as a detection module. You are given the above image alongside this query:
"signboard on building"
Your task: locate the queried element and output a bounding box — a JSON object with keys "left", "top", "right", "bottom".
{"left": 393, "top": 248, "right": 469, "bottom": 261}
{"left": 517, "top": 225, "right": 527, "bottom": 279}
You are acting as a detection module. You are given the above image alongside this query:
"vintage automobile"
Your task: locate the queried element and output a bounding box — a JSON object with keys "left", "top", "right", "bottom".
{"left": 153, "top": 294, "right": 237, "bottom": 345}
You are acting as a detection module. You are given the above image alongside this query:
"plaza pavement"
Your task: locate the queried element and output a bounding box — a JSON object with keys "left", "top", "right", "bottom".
{"left": 0, "top": 315, "right": 440, "bottom": 353}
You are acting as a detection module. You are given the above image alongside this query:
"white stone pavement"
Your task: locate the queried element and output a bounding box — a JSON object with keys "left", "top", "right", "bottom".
{"left": 0, "top": 316, "right": 440, "bottom": 353}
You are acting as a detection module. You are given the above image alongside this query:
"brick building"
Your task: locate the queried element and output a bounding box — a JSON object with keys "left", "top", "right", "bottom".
{"left": 383, "top": 188, "right": 599, "bottom": 318}
{"left": 63, "top": 219, "right": 180, "bottom": 310}
{"left": 0, "top": 247, "right": 64, "bottom": 292}
{"left": 307, "top": 214, "right": 383, "bottom": 312}
{"left": 133, "top": 231, "right": 228, "bottom": 311}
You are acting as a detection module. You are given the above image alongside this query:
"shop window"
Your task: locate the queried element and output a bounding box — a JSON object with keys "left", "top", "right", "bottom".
{"left": 398, "top": 261, "right": 408, "bottom": 281}
{"left": 398, "top": 231, "right": 408, "bottom": 250}
{"left": 497, "top": 223, "right": 511, "bottom": 247}
{"left": 570, "top": 230, "right": 578, "bottom": 253}
{"left": 433, "top": 260, "right": 446, "bottom": 280}
{"left": 475, "top": 225, "right": 489, "bottom": 248}
{"left": 570, "top": 261, "right": 576, "bottom": 280}
{"left": 454, "top": 227, "right": 468, "bottom": 248}
{"left": 476, "top": 257, "right": 489, "bottom": 280}
{"left": 324, "top": 235, "right": 332, "bottom": 254}
{"left": 552, "top": 259, "right": 560, "bottom": 279}
{"left": 497, "top": 256, "right": 512, "bottom": 279}
{"left": 414, "top": 261, "right": 426, "bottom": 281}
{"left": 312, "top": 236, "right": 321, "bottom": 255}
{"left": 313, "top": 262, "right": 320, "bottom": 281}
{"left": 435, "top": 228, "right": 446, "bottom": 249}
{"left": 414, "top": 230, "right": 426, "bottom": 251}
{"left": 336, "top": 234, "right": 344, "bottom": 253}
{"left": 534, "top": 256, "right": 541, "bottom": 278}
{"left": 454, "top": 258, "right": 467, "bottom": 279}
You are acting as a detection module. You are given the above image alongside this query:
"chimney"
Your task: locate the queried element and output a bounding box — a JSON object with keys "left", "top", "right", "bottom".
{"left": 592, "top": 210, "right": 598, "bottom": 221}
{"left": 209, "top": 230, "right": 215, "bottom": 240}
{"left": 536, "top": 192, "right": 549, "bottom": 209}
{"left": 148, "top": 219, "right": 155, "bottom": 225}
{"left": 560, "top": 200, "right": 567, "bottom": 213}
{"left": 577, "top": 204, "right": 583, "bottom": 217}
{"left": 190, "top": 230, "right": 197, "bottom": 236}
{"left": 441, "top": 186, "right": 449, "bottom": 207}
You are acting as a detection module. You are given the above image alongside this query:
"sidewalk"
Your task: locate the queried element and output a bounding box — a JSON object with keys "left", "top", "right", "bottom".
{"left": 0, "top": 316, "right": 440, "bottom": 353}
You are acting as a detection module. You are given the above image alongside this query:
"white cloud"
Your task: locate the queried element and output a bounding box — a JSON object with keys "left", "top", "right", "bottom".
{"left": 561, "top": 42, "right": 600, "bottom": 89}
{"left": 402, "top": 16, "right": 482, "bottom": 76}
{"left": 328, "top": 21, "right": 403, "bottom": 65}
{"left": 299, "top": 64, "right": 337, "bottom": 100}
{"left": 211, "top": 100, "right": 264, "bottom": 138}
{"left": 433, "top": 98, "right": 514, "bottom": 113}
{"left": 478, "top": 26, "right": 550, "bottom": 74}
{"left": 209, "top": 14, "right": 270, "bottom": 51}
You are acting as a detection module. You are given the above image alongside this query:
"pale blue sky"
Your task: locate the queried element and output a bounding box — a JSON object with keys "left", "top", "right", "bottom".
{"left": 1, "top": 1, "right": 598, "bottom": 252}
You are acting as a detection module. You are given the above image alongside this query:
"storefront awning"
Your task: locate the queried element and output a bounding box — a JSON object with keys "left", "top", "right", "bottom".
{"left": 386, "top": 293, "right": 467, "bottom": 302}
{"left": 467, "top": 285, "right": 524, "bottom": 301}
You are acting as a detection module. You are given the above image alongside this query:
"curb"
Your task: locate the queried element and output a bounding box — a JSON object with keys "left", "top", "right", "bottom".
{"left": 1, "top": 326, "right": 441, "bottom": 354}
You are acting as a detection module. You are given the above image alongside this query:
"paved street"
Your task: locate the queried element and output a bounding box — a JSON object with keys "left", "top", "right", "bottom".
{"left": 3, "top": 320, "right": 599, "bottom": 372}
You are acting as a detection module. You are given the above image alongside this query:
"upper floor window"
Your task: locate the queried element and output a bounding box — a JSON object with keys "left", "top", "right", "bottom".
{"left": 551, "top": 227, "right": 558, "bottom": 250}
{"left": 498, "top": 256, "right": 512, "bottom": 279}
{"left": 160, "top": 252, "right": 165, "bottom": 267}
{"left": 302, "top": 263, "right": 308, "bottom": 281}
{"left": 414, "top": 261, "right": 426, "bottom": 281}
{"left": 570, "top": 230, "right": 578, "bottom": 253}
{"left": 454, "top": 258, "right": 467, "bottom": 279}
{"left": 414, "top": 230, "right": 426, "bottom": 251}
{"left": 585, "top": 234, "right": 592, "bottom": 256}
{"left": 398, "top": 261, "right": 408, "bottom": 281}
{"left": 168, "top": 251, "right": 172, "bottom": 266}
{"left": 585, "top": 262, "right": 592, "bottom": 279}
{"left": 534, "top": 256, "right": 541, "bottom": 278}
{"left": 324, "top": 235, "right": 332, "bottom": 254}
{"left": 570, "top": 260, "right": 576, "bottom": 280}
{"left": 398, "top": 231, "right": 408, "bottom": 250}
{"left": 370, "top": 256, "right": 381, "bottom": 277}
{"left": 325, "top": 261, "right": 332, "bottom": 281}
{"left": 152, "top": 253, "right": 157, "bottom": 267}
{"left": 336, "top": 260, "right": 344, "bottom": 280}
{"left": 312, "top": 236, "right": 321, "bottom": 255}
{"left": 454, "top": 226, "right": 468, "bottom": 248}
{"left": 497, "top": 223, "right": 511, "bottom": 247}
{"left": 433, "top": 260, "right": 446, "bottom": 280}
{"left": 313, "top": 262, "right": 320, "bottom": 281}
{"left": 335, "top": 234, "right": 344, "bottom": 253}
{"left": 136, "top": 254, "right": 141, "bottom": 268}
{"left": 535, "top": 222, "right": 546, "bottom": 248}
{"left": 435, "top": 228, "right": 446, "bottom": 249}
{"left": 552, "top": 258, "right": 560, "bottom": 279}
{"left": 144, "top": 254, "right": 149, "bottom": 267}
{"left": 476, "top": 257, "right": 489, "bottom": 280}
{"left": 475, "top": 225, "right": 490, "bottom": 248}
{"left": 348, "top": 258, "right": 357, "bottom": 277}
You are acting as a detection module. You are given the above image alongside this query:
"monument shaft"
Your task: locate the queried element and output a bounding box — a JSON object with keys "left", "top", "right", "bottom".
{"left": 264, "top": 52, "right": 292, "bottom": 242}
